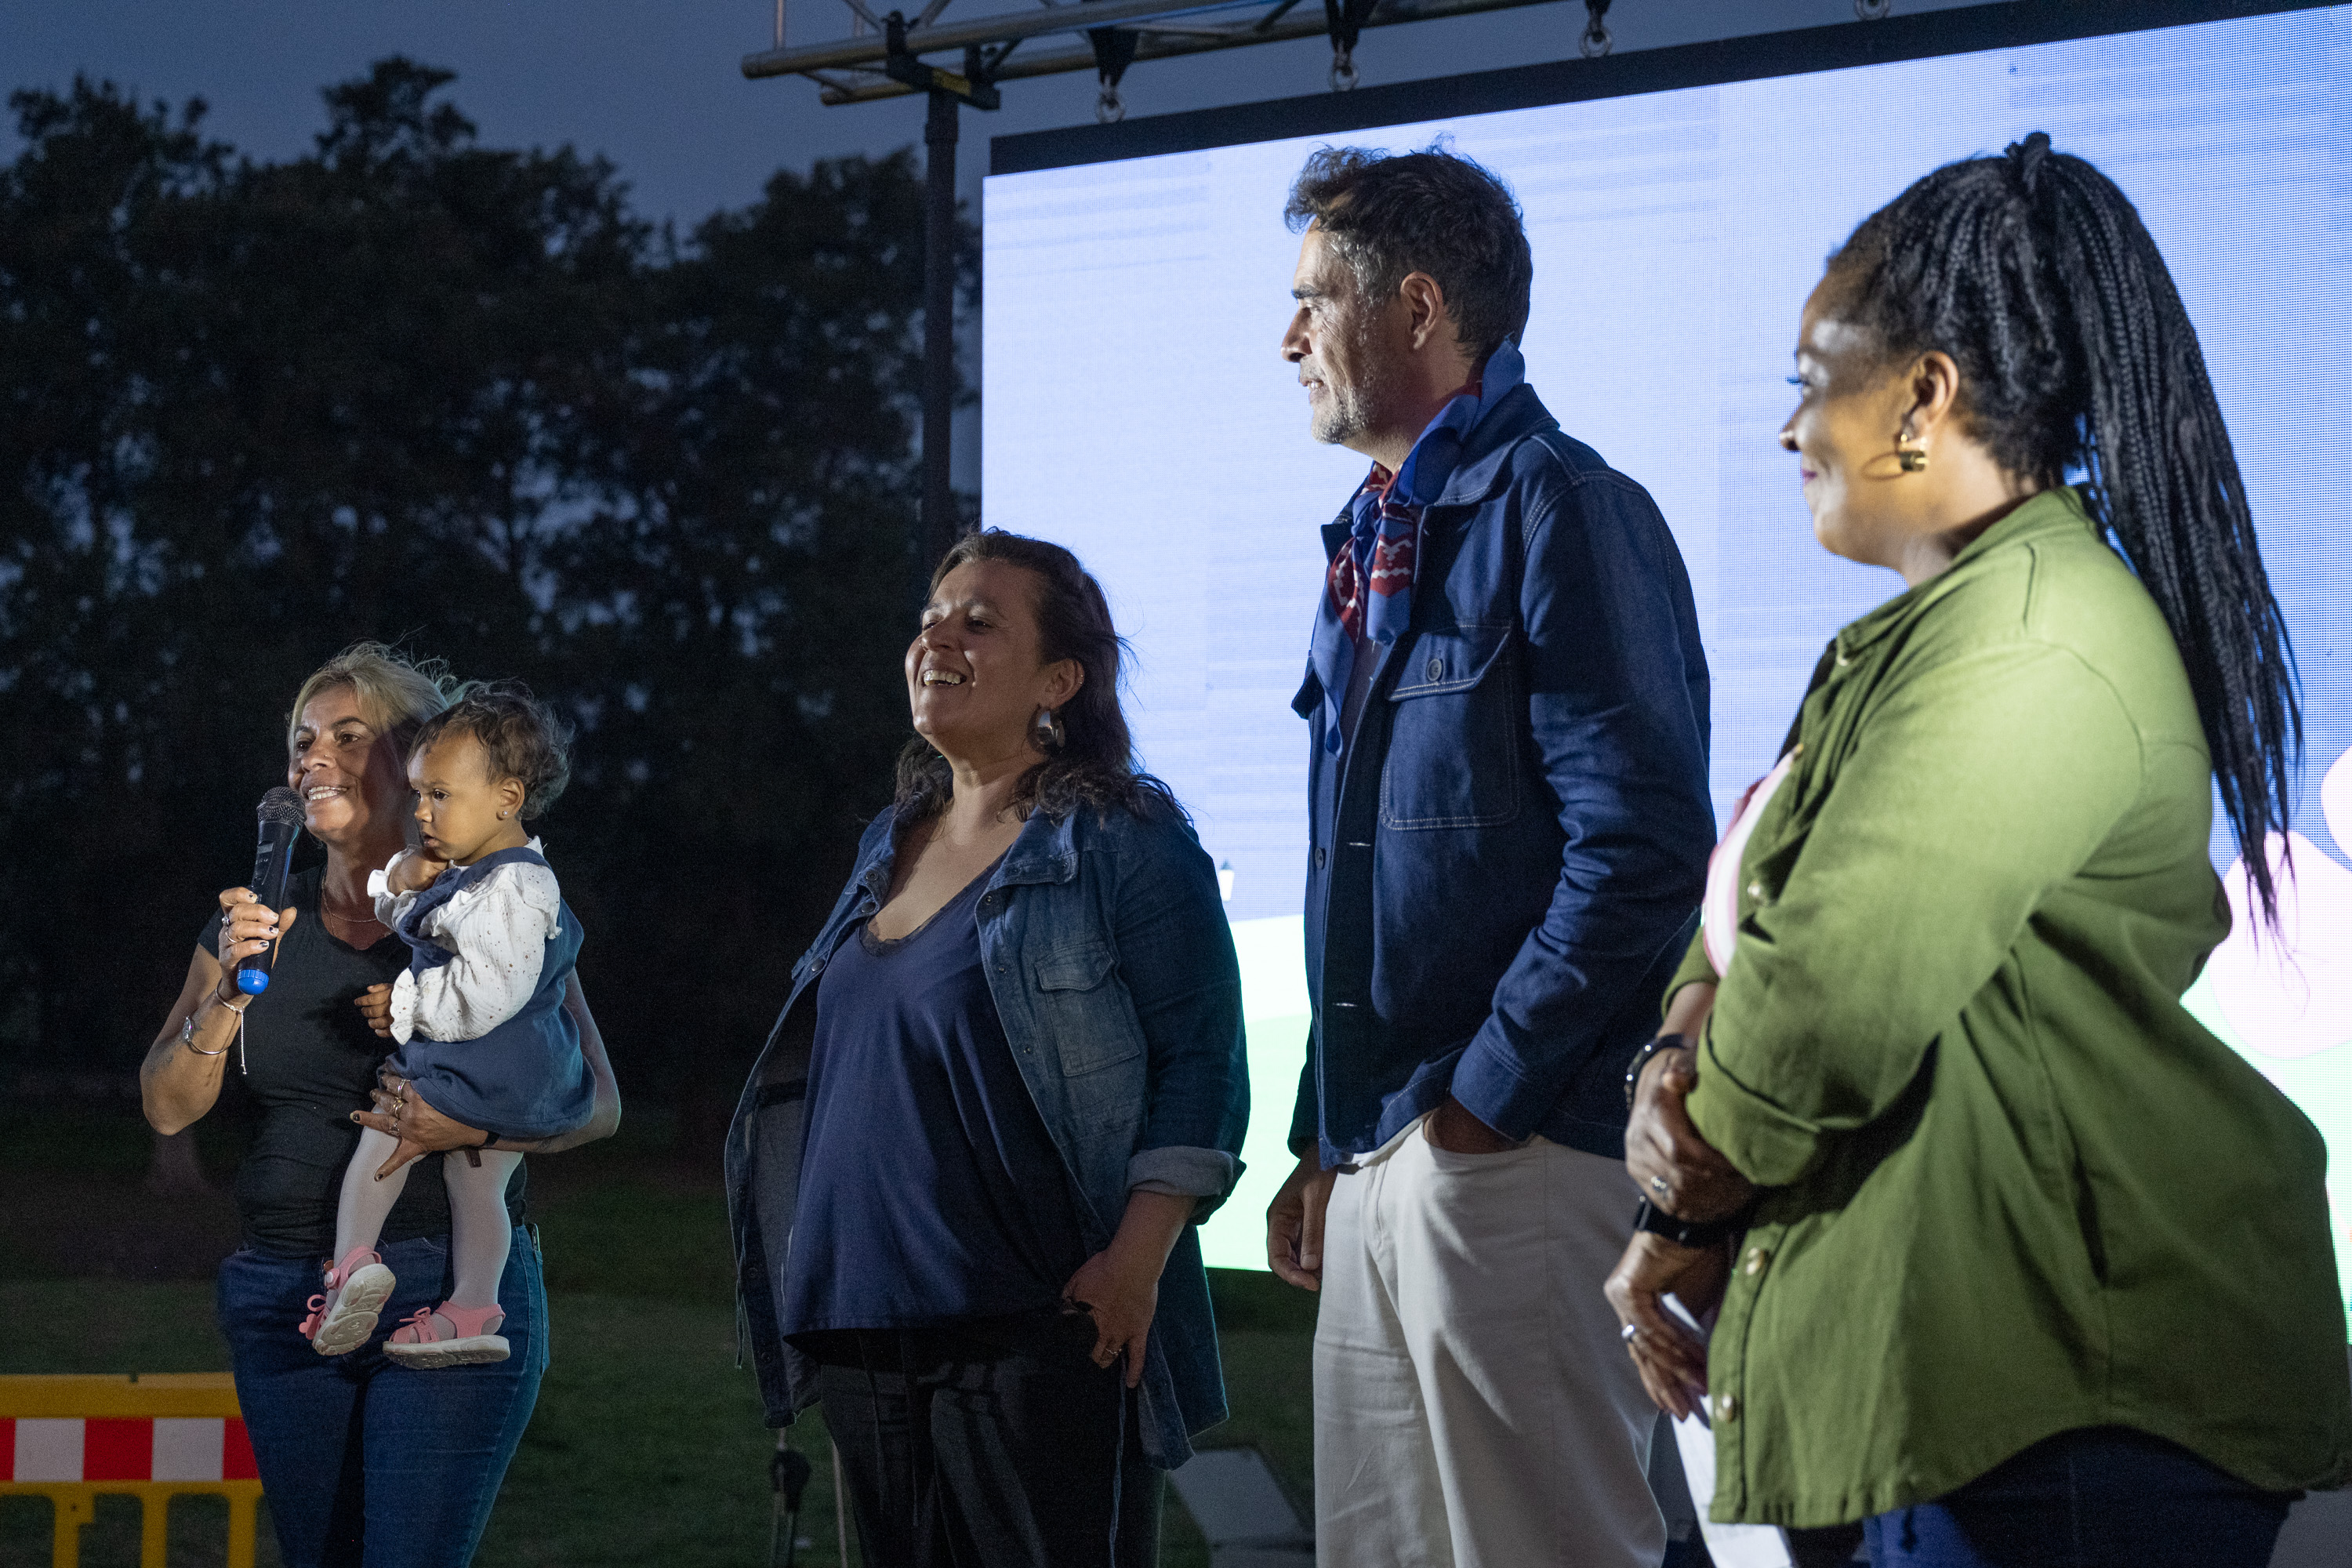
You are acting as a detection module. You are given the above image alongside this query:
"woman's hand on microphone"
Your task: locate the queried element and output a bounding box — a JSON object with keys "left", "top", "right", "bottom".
{"left": 214, "top": 887, "right": 297, "bottom": 995}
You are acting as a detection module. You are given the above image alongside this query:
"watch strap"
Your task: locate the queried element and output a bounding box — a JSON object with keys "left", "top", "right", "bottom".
{"left": 1632, "top": 1196, "right": 1752, "bottom": 1250}
{"left": 1624, "top": 1032, "right": 1690, "bottom": 1109}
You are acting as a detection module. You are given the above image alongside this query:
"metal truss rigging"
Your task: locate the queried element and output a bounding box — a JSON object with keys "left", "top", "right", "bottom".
{"left": 749, "top": 0, "right": 1602, "bottom": 114}
{"left": 734, "top": 0, "right": 1892, "bottom": 572}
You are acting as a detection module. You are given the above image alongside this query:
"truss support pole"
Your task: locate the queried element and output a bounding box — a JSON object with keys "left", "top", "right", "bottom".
{"left": 887, "top": 7, "right": 997, "bottom": 579}
{"left": 922, "top": 83, "right": 960, "bottom": 575}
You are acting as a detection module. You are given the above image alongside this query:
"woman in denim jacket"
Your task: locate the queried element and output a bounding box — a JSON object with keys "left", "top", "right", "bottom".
{"left": 727, "top": 531, "right": 1250, "bottom": 1567}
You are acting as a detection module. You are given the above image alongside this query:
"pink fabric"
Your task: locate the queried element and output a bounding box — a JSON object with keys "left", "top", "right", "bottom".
{"left": 2205, "top": 744, "right": 2352, "bottom": 1060}
{"left": 1702, "top": 751, "right": 1797, "bottom": 977}
{"left": 390, "top": 1301, "right": 506, "bottom": 1344}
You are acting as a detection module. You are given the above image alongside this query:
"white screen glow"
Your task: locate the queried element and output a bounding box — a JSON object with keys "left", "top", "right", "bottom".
{"left": 982, "top": 5, "right": 2352, "bottom": 1301}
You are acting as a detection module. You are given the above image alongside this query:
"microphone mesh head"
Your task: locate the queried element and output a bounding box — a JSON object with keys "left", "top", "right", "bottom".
{"left": 258, "top": 786, "right": 307, "bottom": 826}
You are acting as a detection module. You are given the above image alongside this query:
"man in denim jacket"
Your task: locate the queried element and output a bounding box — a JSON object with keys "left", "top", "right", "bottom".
{"left": 1264, "top": 147, "right": 1713, "bottom": 1567}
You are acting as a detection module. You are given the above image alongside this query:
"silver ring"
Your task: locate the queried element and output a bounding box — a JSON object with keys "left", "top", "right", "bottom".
{"left": 1650, "top": 1175, "right": 1669, "bottom": 1194}
{"left": 1621, "top": 1323, "right": 1639, "bottom": 1342}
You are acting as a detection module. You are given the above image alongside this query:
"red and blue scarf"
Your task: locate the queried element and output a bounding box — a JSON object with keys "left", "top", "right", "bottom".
{"left": 1309, "top": 339, "right": 1525, "bottom": 752}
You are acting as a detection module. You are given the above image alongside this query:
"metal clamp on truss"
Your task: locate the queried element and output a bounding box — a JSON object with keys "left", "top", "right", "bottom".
{"left": 882, "top": 9, "right": 1005, "bottom": 108}
{"left": 1325, "top": 0, "right": 1380, "bottom": 90}
{"left": 1580, "top": 0, "right": 1612, "bottom": 59}
{"left": 1087, "top": 3, "right": 1142, "bottom": 124}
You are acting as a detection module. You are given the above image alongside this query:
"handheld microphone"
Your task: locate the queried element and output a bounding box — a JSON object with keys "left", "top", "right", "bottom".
{"left": 238, "top": 787, "right": 306, "bottom": 996}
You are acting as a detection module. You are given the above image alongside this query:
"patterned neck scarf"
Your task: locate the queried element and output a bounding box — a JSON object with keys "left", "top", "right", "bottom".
{"left": 1308, "top": 339, "right": 1526, "bottom": 753}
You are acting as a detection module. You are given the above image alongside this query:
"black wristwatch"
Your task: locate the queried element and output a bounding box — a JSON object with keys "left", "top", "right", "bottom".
{"left": 1632, "top": 1196, "right": 1753, "bottom": 1250}
{"left": 1624, "top": 1033, "right": 1690, "bottom": 1109}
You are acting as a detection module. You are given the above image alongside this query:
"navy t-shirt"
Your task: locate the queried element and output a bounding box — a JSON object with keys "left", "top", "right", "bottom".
{"left": 781, "top": 862, "right": 1089, "bottom": 1338}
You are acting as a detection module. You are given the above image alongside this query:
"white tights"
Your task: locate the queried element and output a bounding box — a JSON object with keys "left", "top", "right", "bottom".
{"left": 332, "top": 1127, "right": 522, "bottom": 1319}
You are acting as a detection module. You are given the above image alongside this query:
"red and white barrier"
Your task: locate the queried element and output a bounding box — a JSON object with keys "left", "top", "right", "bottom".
{"left": 0, "top": 1417, "right": 258, "bottom": 1484}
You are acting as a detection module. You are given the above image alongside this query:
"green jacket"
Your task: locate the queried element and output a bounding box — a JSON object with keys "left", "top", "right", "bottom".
{"left": 1673, "top": 486, "right": 2352, "bottom": 1526}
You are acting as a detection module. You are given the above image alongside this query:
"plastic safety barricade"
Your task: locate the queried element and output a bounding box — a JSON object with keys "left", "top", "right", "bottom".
{"left": 0, "top": 1374, "right": 261, "bottom": 1568}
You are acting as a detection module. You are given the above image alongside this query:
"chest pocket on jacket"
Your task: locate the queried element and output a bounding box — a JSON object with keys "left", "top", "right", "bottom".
{"left": 1032, "top": 940, "right": 1145, "bottom": 1076}
{"left": 1381, "top": 621, "right": 1519, "bottom": 830}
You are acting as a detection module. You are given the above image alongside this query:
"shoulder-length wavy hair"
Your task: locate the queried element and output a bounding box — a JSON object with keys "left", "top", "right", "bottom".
{"left": 286, "top": 641, "right": 456, "bottom": 761}
{"left": 893, "top": 531, "right": 1178, "bottom": 827}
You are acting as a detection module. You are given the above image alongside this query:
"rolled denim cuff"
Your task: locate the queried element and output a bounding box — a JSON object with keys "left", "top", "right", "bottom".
{"left": 1449, "top": 1030, "right": 1554, "bottom": 1143}
{"left": 1126, "top": 1145, "right": 1238, "bottom": 1200}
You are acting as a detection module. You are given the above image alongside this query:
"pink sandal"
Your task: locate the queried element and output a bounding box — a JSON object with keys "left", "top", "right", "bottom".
{"left": 299, "top": 1247, "right": 396, "bottom": 1356}
{"left": 384, "top": 1301, "right": 510, "bottom": 1368}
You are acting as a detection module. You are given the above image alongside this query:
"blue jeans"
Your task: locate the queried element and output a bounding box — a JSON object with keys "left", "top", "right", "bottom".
{"left": 1863, "top": 1426, "right": 2292, "bottom": 1567}
{"left": 216, "top": 1226, "right": 550, "bottom": 1568}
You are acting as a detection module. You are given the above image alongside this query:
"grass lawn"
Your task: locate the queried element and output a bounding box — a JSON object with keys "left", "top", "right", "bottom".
{"left": 0, "top": 1110, "right": 1316, "bottom": 1566}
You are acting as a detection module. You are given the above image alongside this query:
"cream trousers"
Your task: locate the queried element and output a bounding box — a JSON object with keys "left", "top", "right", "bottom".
{"left": 1312, "top": 1119, "right": 1665, "bottom": 1568}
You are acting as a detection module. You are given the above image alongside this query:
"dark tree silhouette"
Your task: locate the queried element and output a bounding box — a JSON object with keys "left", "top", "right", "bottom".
{"left": 1, "top": 60, "right": 966, "bottom": 1134}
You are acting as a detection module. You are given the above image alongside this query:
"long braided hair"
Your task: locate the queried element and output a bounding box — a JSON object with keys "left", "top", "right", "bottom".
{"left": 1830, "top": 131, "right": 2301, "bottom": 925}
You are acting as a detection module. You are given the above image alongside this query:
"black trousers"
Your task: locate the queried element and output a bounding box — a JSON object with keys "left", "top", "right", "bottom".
{"left": 1788, "top": 1523, "right": 1866, "bottom": 1566}
{"left": 808, "top": 1312, "right": 1163, "bottom": 1568}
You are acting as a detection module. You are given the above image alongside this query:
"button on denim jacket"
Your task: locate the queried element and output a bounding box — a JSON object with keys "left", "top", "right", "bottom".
{"left": 726, "top": 797, "right": 1250, "bottom": 1468}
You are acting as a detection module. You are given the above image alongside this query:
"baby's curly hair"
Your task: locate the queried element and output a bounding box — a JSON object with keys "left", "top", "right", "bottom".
{"left": 409, "top": 681, "right": 573, "bottom": 821}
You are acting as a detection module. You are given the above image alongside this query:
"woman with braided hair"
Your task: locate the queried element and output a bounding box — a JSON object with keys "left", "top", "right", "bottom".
{"left": 1604, "top": 133, "right": 2352, "bottom": 1566}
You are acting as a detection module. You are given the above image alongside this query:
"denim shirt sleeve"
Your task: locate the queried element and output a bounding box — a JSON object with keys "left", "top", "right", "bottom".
{"left": 1448, "top": 465, "right": 1716, "bottom": 1140}
{"left": 1287, "top": 1028, "right": 1318, "bottom": 1155}
{"left": 1115, "top": 815, "right": 1251, "bottom": 1216}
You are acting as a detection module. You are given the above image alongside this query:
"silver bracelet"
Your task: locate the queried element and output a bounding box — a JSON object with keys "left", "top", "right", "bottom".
{"left": 180, "top": 1011, "right": 232, "bottom": 1057}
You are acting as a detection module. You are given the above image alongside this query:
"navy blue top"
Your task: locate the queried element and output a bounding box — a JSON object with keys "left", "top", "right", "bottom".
{"left": 389, "top": 846, "right": 594, "bottom": 1142}
{"left": 781, "top": 862, "right": 1088, "bottom": 1337}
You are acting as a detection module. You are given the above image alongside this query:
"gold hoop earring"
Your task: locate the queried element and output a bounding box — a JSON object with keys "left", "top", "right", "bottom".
{"left": 1896, "top": 426, "right": 1930, "bottom": 473}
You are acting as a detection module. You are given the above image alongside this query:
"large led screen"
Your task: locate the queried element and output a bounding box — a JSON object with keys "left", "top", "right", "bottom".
{"left": 981, "top": 3, "right": 2352, "bottom": 1302}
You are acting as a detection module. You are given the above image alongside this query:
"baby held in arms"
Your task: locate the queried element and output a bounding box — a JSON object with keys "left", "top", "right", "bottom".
{"left": 300, "top": 683, "right": 593, "bottom": 1367}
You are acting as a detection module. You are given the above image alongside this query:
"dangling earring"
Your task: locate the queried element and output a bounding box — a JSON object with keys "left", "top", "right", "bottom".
{"left": 1896, "top": 423, "right": 1930, "bottom": 473}
{"left": 1035, "top": 707, "right": 1067, "bottom": 752}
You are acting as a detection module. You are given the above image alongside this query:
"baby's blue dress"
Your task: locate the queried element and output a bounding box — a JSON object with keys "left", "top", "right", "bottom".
{"left": 389, "top": 846, "right": 593, "bottom": 1141}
